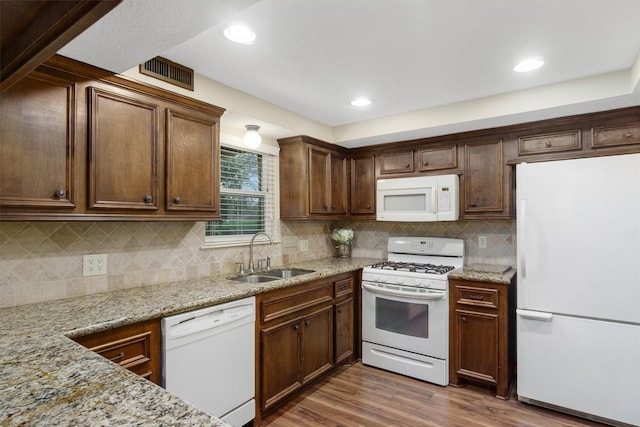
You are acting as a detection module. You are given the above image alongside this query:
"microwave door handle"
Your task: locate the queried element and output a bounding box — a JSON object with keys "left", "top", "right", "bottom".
{"left": 431, "top": 188, "right": 437, "bottom": 214}
{"left": 362, "top": 282, "right": 446, "bottom": 300}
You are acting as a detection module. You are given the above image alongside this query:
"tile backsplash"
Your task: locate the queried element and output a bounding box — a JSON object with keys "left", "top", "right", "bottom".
{"left": 0, "top": 219, "right": 514, "bottom": 308}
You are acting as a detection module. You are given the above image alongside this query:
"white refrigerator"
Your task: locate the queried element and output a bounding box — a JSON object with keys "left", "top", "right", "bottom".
{"left": 516, "top": 153, "right": 640, "bottom": 426}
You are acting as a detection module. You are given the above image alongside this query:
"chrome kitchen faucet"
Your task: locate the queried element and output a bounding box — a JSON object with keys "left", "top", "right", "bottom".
{"left": 249, "top": 232, "right": 273, "bottom": 273}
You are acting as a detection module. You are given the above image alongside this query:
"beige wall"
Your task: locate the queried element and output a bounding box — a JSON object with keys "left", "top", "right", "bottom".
{"left": 0, "top": 219, "right": 514, "bottom": 308}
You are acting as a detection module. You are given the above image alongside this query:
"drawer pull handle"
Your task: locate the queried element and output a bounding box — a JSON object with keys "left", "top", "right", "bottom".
{"left": 109, "top": 352, "right": 125, "bottom": 362}
{"left": 468, "top": 294, "right": 484, "bottom": 301}
{"left": 624, "top": 132, "right": 633, "bottom": 138}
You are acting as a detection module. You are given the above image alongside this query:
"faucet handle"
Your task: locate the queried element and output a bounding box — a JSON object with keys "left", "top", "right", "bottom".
{"left": 266, "top": 256, "right": 271, "bottom": 270}
{"left": 235, "top": 261, "right": 245, "bottom": 275}
{"left": 258, "top": 258, "right": 267, "bottom": 270}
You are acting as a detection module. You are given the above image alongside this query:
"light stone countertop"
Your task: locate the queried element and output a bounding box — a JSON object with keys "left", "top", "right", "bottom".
{"left": 0, "top": 257, "right": 381, "bottom": 426}
{"left": 448, "top": 263, "right": 517, "bottom": 285}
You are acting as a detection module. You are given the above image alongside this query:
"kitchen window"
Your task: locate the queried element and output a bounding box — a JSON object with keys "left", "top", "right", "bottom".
{"left": 204, "top": 135, "right": 279, "bottom": 247}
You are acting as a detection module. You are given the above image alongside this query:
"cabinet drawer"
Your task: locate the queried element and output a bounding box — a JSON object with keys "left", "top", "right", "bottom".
{"left": 261, "top": 281, "right": 333, "bottom": 324}
{"left": 379, "top": 151, "right": 413, "bottom": 175}
{"left": 455, "top": 286, "right": 498, "bottom": 309}
{"left": 591, "top": 122, "right": 640, "bottom": 148}
{"left": 518, "top": 130, "right": 582, "bottom": 155}
{"left": 334, "top": 277, "right": 353, "bottom": 298}
{"left": 73, "top": 319, "right": 161, "bottom": 385}
{"left": 418, "top": 145, "right": 457, "bottom": 171}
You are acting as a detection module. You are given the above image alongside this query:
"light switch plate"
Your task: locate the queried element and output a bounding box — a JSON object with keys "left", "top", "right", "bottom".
{"left": 478, "top": 236, "right": 487, "bottom": 249}
{"left": 83, "top": 254, "right": 107, "bottom": 276}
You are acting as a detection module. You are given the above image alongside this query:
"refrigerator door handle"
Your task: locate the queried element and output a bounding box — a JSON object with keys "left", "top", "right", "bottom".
{"left": 516, "top": 309, "right": 553, "bottom": 321}
{"left": 519, "top": 199, "right": 527, "bottom": 278}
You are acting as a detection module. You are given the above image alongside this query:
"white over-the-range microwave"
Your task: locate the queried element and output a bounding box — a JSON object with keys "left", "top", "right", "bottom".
{"left": 376, "top": 174, "right": 459, "bottom": 222}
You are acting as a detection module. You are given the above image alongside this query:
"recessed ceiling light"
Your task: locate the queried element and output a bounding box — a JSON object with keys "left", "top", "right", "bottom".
{"left": 514, "top": 57, "right": 545, "bottom": 73}
{"left": 224, "top": 23, "right": 256, "bottom": 45}
{"left": 351, "top": 97, "right": 372, "bottom": 107}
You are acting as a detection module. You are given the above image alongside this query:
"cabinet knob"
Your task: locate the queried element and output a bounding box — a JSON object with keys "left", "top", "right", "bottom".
{"left": 470, "top": 202, "right": 477, "bottom": 208}
{"left": 405, "top": 163, "right": 410, "bottom": 168}
{"left": 54, "top": 189, "right": 66, "bottom": 198}
{"left": 293, "top": 324, "right": 299, "bottom": 330}
{"left": 462, "top": 316, "right": 467, "bottom": 322}
{"left": 366, "top": 205, "right": 371, "bottom": 210}
{"left": 305, "top": 320, "right": 310, "bottom": 326}
{"left": 331, "top": 204, "right": 336, "bottom": 209}
{"left": 337, "top": 309, "right": 342, "bottom": 313}
{"left": 323, "top": 205, "right": 328, "bottom": 210}
{"left": 144, "top": 194, "right": 153, "bottom": 203}
{"left": 174, "top": 197, "right": 181, "bottom": 204}
{"left": 423, "top": 161, "right": 428, "bottom": 166}
{"left": 545, "top": 141, "right": 552, "bottom": 147}
{"left": 624, "top": 132, "right": 633, "bottom": 138}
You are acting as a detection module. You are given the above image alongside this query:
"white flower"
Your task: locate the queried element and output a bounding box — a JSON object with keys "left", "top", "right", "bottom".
{"left": 331, "top": 228, "right": 354, "bottom": 245}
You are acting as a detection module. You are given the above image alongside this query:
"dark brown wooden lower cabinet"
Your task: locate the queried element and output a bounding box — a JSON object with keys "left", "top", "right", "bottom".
{"left": 256, "top": 271, "right": 358, "bottom": 424}
{"left": 72, "top": 318, "right": 161, "bottom": 386}
{"left": 449, "top": 277, "right": 515, "bottom": 399}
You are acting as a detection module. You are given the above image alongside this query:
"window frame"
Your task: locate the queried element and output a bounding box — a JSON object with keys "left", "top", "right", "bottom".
{"left": 203, "top": 133, "right": 280, "bottom": 248}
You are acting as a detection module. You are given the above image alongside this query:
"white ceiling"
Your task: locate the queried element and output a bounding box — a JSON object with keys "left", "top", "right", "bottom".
{"left": 59, "top": 0, "right": 640, "bottom": 147}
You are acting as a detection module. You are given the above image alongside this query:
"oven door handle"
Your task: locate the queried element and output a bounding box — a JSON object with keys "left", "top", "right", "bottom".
{"left": 362, "top": 282, "right": 446, "bottom": 300}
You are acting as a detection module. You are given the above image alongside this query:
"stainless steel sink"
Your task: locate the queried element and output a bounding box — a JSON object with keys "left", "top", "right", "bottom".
{"left": 232, "top": 268, "right": 315, "bottom": 283}
{"left": 232, "top": 275, "right": 279, "bottom": 283}
{"left": 262, "top": 268, "right": 315, "bottom": 278}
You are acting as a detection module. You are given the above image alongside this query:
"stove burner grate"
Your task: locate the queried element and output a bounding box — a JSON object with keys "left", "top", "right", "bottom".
{"left": 370, "top": 261, "right": 456, "bottom": 275}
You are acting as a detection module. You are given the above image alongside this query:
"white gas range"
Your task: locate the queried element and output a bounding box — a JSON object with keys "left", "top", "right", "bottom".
{"left": 361, "top": 236, "right": 465, "bottom": 386}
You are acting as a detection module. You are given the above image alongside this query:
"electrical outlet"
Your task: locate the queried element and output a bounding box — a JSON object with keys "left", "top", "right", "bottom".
{"left": 478, "top": 235, "right": 487, "bottom": 249}
{"left": 83, "top": 254, "right": 107, "bottom": 276}
{"left": 299, "top": 240, "right": 309, "bottom": 251}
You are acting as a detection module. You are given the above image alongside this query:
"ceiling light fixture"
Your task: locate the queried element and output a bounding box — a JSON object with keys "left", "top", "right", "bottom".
{"left": 351, "top": 97, "right": 372, "bottom": 107}
{"left": 224, "top": 23, "right": 256, "bottom": 45}
{"left": 514, "top": 56, "right": 545, "bottom": 73}
{"left": 243, "top": 125, "right": 261, "bottom": 149}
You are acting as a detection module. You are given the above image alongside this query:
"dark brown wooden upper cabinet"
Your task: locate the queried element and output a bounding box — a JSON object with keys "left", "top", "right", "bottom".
{"left": 417, "top": 144, "right": 457, "bottom": 172}
{"left": 165, "top": 108, "right": 220, "bottom": 216}
{"left": 0, "top": 71, "right": 76, "bottom": 211}
{"left": 1, "top": 55, "right": 225, "bottom": 221}
{"left": 462, "top": 138, "right": 511, "bottom": 219}
{"left": 378, "top": 150, "right": 414, "bottom": 176}
{"left": 88, "top": 86, "right": 160, "bottom": 212}
{"left": 279, "top": 135, "right": 348, "bottom": 220}
{"left": 350, "top": 154, "right": 375, "bottom": 218}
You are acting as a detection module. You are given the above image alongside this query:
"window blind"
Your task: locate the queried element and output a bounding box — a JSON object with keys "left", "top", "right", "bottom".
{"left": 205, "top": 146, "right": 276, "bottom": 240}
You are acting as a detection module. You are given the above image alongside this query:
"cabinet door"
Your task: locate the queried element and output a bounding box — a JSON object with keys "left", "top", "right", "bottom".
{"left": 335, "top": 298, "right": 354, "bottom": 364}
{"left": 88, "top": 86, "right": 159, "bottom": 210}
{"left": 463, "top": 139, "right": 504, "bottom": 215}
{"left": 308, "top": 146, "right": 330, "bottom": 214}
{"left": 301, "top": 305, "right": 334, "bottom": 384}
{"left": 165, "top": 108, "right": 219, "bottom": 214}
{"left": 0, "top": 73, "right": 75, "bottom": 209}
{"left": 379, "top": 151, "right": 413, "bottom": 175}
{"left": 330, "top": 151, "right": 347, "bottom": 215}
{"left": 418, "top": 145, "right": 457, "bottom": 171}
{"left": 454, "top": 309, "right": 498, "bottom": 384}
{"left": 261, "top": 318, "right": 301, "bottom": 411}
{"left": 350, "top": 154, "right": 375, "bottom": 216}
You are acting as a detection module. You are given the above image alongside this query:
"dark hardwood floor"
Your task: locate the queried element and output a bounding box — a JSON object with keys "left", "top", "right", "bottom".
{"left": 262, "top": 362, "right": 607, "bottom": 427}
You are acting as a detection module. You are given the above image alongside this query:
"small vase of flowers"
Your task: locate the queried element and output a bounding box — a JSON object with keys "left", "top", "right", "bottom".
{"left": 331, "top": 228, "right": 354, "bottom": 258}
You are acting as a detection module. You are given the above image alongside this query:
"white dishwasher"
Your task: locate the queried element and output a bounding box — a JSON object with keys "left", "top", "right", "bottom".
{"left": 162, "top": 296, "right": 255, "bottom": 427}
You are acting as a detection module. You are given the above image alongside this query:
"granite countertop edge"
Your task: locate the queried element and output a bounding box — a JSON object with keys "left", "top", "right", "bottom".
{"left": 448, "top": 266, "right": 517, "bottom": 284}
{"left": 0, "top": 257, "right": 381, "bottom": 427}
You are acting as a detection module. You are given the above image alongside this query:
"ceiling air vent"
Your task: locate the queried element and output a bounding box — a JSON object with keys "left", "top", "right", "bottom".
{"left": 139, "top": 56, "right": 194, "bottom": 91}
